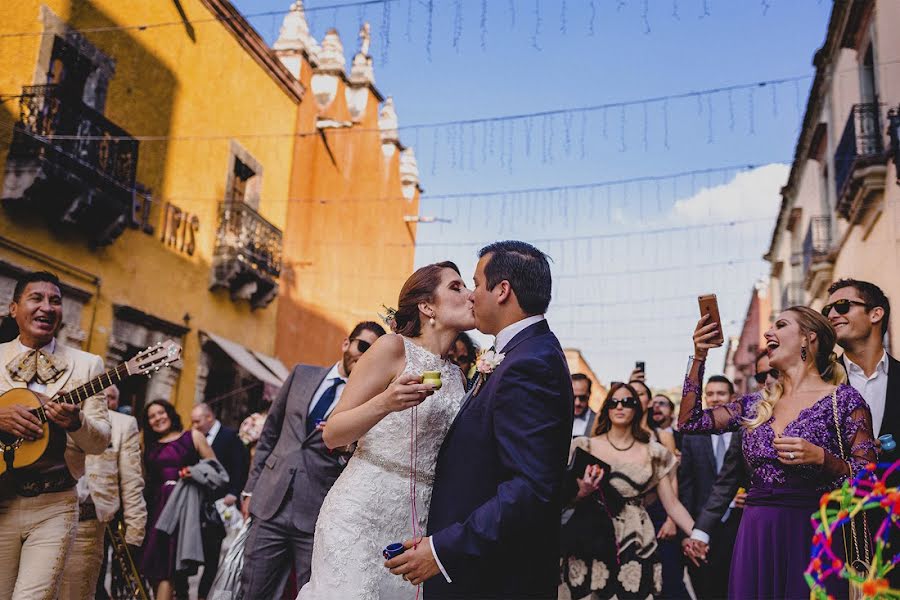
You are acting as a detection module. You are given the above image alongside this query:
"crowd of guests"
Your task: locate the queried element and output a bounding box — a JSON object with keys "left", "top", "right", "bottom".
{"left": 0, "top": 266, "right": 897, "bottom": 600}
{"left": 560, "top": 276, "right": 896, "bottom": 599}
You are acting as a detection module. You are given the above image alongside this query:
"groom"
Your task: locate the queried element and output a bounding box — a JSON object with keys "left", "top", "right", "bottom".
{"left": 386, "top": 240, "right": 573, "bottom": 598}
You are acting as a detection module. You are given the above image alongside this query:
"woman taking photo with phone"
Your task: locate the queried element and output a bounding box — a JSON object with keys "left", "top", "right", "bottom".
{"left": 678, "top": 306, "right": 876, "bottom": 599}
{"left": 561, "top": 382, "right": 694, "bottom": 599}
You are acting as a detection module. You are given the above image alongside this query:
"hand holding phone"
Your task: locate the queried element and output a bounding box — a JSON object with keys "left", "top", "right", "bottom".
{"left": 695, "top": 294, "right": 725, "bottom": 357}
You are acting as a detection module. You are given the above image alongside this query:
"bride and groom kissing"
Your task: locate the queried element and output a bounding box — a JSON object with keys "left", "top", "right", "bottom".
{"left": 298, "top": 240, "right": 574, "bottom": 599}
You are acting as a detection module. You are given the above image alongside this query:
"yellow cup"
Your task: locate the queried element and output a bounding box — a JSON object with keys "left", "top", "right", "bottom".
{"left": 422, "top": 370, "right": 442, "bottom": 390}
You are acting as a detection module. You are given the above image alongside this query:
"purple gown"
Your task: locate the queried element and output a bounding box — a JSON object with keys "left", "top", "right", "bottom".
{"left": 681, "top": 364, "right": 875, "bottom": 600}
{"left": 140, "top": 430, "right": 200, "bottom": 583}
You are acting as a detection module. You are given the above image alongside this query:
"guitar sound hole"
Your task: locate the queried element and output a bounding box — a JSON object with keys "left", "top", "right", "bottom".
{"left": 0, "top": 430, "right": 18, "bottom": 447}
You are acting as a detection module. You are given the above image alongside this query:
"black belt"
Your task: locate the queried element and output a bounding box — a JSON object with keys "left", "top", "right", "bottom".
{"left": 14, "top": 469, "right": 77, "bottom": 498}
{"left": 79, "top": 502, "right": 97, "bottom": 521}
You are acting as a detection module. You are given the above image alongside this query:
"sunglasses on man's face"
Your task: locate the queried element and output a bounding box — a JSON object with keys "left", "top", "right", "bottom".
{"left": 753, "top": 368, "right": 779, "bottom": 384}
{"left": 574, "top": 394, "right": 590, "bottom": 403}
{"left": 606, "top": 397, "right": 639, "bottom": 410}
{"left": 821, "top": 299, "right": 871, "bottom": 317}
{"left": 352, "top": 338, "right": 371, "bottom": 353}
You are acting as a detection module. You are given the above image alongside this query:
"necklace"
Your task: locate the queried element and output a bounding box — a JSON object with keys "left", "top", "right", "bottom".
{"left": 606, "top": 434, "right": 635, "bottom": 452}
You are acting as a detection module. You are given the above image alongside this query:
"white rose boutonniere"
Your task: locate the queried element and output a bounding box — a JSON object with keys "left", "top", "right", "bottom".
{"left": 476, "top": 349, "right": 505, "bottom": 375}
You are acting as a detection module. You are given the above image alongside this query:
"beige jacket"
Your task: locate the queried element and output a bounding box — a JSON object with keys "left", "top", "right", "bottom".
{"left": 0, "top": 339, "right": 111, "bottom": 480}
{"left": 80, "top": 411, "right": 147, "bottom": 546}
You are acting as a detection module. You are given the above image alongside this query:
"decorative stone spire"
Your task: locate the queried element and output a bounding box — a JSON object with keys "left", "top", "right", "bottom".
{"left": 349, "top": 23, "right": 375, "bottom": 85}
{"left": 379, "top": 97, "right": 399, "bottom": 145}
{"left": 400, "top": 148, "right": 420, "bottom": 200}
{"left": 318, "top": 29, "right": 346, "bottom": 71}
{"left": 272, "top": 1, "right": 320, "bottom": 76}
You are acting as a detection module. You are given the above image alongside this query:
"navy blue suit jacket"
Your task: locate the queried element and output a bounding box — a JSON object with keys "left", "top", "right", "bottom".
{"left": 211, "top": 425, "right": 248, "bottom": 501}
{"left": 425, "top": 320, "right": 573, "bottom": 599}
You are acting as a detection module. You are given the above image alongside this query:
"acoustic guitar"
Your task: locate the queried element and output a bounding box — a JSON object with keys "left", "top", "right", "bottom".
{"left": 0, "top": 339, "right": 182, "bottom": 480}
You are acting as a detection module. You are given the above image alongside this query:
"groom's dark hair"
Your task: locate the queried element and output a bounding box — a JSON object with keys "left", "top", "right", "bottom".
{"left": 478, "top": 241, "right": 551, "bottom": 315}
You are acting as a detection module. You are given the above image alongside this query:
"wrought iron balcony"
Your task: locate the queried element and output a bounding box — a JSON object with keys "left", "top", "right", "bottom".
{"left": 834, "top": 103, "right": 886, "bottom": 217}
{"left": 210, "top": 201, "right": 283, "bottom": 309}
{"left": 802, "top": 216, "right": 833, "bottom": 276}
{"left": 2, "top": 84, "right": 140, "bottom": 245}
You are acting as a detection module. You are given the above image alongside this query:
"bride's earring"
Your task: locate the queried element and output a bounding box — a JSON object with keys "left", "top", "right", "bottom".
{"left": 800, "top": 345, "right": 808, "bottom": 362}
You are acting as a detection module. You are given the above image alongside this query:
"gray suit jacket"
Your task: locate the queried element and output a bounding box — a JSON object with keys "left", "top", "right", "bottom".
{"left": 243, "top": 364, "right": 349, "bottom": 533}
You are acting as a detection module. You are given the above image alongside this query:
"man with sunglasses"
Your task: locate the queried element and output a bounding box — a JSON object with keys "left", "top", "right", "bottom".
{"left": 571, "top": 373, "right": 596, "bottom": 437}
{"left": 679, "top": 375, "right": 743, "bottom": 600}
{"left": 824, "top": 279, "right": 897, "bottom": 441}
{"left": 240, "top": 321, "right": 386, "bottom": 598}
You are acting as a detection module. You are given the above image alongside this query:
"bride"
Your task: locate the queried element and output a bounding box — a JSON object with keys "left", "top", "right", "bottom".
{"left": 298, "top": 261, "right": 475, "bottom": 599}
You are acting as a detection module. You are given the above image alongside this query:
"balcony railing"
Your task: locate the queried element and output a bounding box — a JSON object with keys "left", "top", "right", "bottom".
{"left": 781, "top": 282, "right": 805, "bottom": 310}
{"left": 10, "top": 84, "right": 139, "bottom": 194}
{"left": 802, "top": 216, "right": 832, "bottom": 276}
{"left": 211, "top": 201, "right": 283, "bottom": 309}
{"left": 834, "top": 103, "right": 884, "bottom": 207}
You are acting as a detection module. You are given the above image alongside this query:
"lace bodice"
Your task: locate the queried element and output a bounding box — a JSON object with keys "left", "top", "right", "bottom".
{"left": 299, "top": 336, "right": 465, "bottom": 599}
{"left": 353, "top": 337, "right": 466, "bottom": 481}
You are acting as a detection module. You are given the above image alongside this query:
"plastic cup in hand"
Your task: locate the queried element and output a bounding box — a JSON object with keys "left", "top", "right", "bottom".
{"left": 383, "top": 543, "right": 406, "bottom": 560}
{"left": 879, "top": 434, "right": 896, "bottom": 452}
{"left": 422, "top": 371, "right": 442, "bottom": 390}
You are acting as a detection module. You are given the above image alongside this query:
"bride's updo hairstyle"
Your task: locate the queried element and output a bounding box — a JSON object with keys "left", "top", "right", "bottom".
{"left": 391, "top": 261, "right": 461, "bottom": 337}
{"left": 745, "top": 305, "right": 847, "bottom": 430}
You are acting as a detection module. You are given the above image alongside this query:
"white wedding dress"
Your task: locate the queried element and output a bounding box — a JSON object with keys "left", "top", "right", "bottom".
{"left": 298, "top": 337, "right": 466, "bottom": 599}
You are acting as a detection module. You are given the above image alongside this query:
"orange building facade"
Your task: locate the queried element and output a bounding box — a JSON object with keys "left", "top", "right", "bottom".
{"left": 270, "top": 5, "right": 421, "bottom": 367}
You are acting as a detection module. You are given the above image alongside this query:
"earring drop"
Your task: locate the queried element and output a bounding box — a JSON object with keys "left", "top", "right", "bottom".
{"left": 429, "top": 317, "right": 436, "bottom": 326}
{"left": 800, "top": 346, "right": 808, "bottom": 362}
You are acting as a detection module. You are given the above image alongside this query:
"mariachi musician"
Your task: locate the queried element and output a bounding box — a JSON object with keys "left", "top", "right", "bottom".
{"left": 0, "top": 270, "right": 110, "bottom": 600}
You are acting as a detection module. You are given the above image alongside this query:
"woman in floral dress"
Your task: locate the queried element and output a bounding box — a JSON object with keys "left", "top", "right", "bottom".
{"left": 560, "top": 382, "right": 695, "bottom": 599}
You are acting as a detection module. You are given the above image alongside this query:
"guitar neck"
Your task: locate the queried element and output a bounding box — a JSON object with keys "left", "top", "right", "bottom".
{"left": 35, "top": 364, "right": 129, "bottom": 424}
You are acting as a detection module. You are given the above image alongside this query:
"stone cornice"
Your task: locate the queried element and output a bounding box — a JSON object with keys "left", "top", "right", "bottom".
{"left": 200, "top": 0, "right": 305, "bottom": 103}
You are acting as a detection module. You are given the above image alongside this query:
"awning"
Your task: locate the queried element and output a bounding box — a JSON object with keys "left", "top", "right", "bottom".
{"left": 251, "top": 350, "right": 291, "bottom": 381}
{"left": 202, "top": 331, "right": 286, "bottom": 388}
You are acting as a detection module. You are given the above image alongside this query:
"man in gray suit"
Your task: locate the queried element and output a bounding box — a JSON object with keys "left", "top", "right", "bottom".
{"left": 240, "top": 321, "right": 386, "bottom": 598}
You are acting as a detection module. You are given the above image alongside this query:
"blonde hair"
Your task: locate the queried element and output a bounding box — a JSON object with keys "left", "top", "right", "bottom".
{"left": 744, "top": 306, "right": 847, "bottom": 430}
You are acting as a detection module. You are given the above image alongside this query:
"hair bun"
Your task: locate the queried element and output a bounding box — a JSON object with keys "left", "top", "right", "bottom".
{"left": 828, "top": 352, "right": 839, "bottom": 364}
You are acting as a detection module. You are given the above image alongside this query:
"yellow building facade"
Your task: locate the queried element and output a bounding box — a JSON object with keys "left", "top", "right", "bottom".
{"left": 0, "top": 0, "right": 301, "bottom": 424}
{"left": 0, "top": 0, "right": 424, "bottom": 426}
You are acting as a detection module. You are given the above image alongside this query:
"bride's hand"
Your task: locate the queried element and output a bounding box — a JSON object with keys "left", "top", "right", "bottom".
{"left": 377, "top": 373, "right": 436, "bottom": 414}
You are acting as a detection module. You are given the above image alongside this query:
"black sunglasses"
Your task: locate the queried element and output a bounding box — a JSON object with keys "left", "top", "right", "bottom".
{"left": 352, "top": 338, "right": 371, "bottom": 353}
{"left": 606, "top": 397, "right": 639, "bottom": 410}
{"left": 821, "top": 299, "right": 871, "bottom": 317}
{"left": 753, "top": 368, "right": 779, "bottom": 384}
{"left": 574, "top": 394, "right": 590, "bottom": 403}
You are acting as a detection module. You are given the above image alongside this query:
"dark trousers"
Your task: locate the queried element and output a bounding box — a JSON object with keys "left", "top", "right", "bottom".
{"left": 688, "top": 511, "right": 741, "bottom": 599}
{"left": 648, "top": 500, "right": 690, "bottom": 599}
{"left": 241, "top": 510, "right": 314, "bottom": 599}
{"left": 198, "top": 529, "right": 226, "bottom": 599}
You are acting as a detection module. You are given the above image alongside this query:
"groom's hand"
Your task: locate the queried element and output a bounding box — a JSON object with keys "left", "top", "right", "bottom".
{"left": 384, "top": 537, "right": 440, "bottom": 586}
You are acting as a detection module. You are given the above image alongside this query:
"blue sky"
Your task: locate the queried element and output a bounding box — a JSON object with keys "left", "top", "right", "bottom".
{"left": 235, "top": 0, "right": 833, "bottom": 388}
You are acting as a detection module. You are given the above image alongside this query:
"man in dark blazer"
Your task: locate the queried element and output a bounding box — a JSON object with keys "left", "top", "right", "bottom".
{"left": 189, "top": 402, "right": 248, "bottom": 599}
{"left": 240, "top": 321, "right": 386, "bottom": 598}
{"left": 678, "top": 375, "right": 743, "bottom": 600}
{"left": 826, "top": 279, "right": 899, "bottom": 587}
{"left": 571, "top": 372, "right": 597, "bottom": 437}
{"left": 386, "top": 241, "right": 573, "bottom": 598}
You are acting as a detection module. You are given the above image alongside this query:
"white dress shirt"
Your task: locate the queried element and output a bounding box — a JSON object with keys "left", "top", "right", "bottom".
{"left": 307, "top": 363, "right": 346, "bottom": 419}
{"left": 206, "top": 419, "right": 222, "bottom": 446}
{"left": 572, "top": 413, "right": 591, "bottom": 437}
{"left": 430, "top": 314, "right": 547, "bottom": 582}
{"left": 845, "top": 352, "right": 890, "bottom": 435}
{"left": 17, "top": 337, "right": 57, "bottom": 394}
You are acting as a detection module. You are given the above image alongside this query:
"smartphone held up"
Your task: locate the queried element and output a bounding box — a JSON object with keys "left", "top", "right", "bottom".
{"left": 697, "top": 294, "right": 725, "bottom": 346}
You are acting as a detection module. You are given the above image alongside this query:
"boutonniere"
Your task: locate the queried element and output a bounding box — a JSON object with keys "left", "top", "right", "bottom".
{"left": 472, "top": 349, "right": 504, "bottom": 396}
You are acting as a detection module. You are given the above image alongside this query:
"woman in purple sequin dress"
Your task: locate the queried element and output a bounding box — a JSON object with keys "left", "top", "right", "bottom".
{"left": 140, "top": 400, "right": 216, "bottom": 600}
{"left": 678, "top": 306, "right": 875, "bottom": 599}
